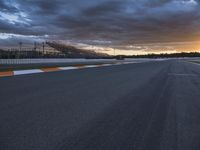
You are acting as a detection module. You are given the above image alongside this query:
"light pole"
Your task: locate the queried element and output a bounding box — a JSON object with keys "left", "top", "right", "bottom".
{"left": 18, "top": 42, "right": 22, "bottom": 58}
{"left": 42, "top": 42, "right": 45, "bottom": 57}
{"left": 34, "top": 42, "right": 37, "bottom": 51}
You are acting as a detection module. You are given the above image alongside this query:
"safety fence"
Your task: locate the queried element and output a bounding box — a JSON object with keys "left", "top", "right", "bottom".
{"left": 0, "top": 58, "right": 116, "bottom": 65}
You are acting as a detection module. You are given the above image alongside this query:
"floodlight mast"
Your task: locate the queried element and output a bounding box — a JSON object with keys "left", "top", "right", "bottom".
{"left": 19, "top": 42, "right": 22, "bottom": 51}
{"left": 18, "top": 42, "right": 22, "bottom": 58}
{"left": 42, "top": 42, "right": 45, "bottom": 56}
{"left": 34, "top": 42, "right": 37, "bottom": 51}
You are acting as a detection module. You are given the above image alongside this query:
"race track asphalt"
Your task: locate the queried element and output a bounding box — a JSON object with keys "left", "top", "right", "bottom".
{"left": 0, "top": 60, "right": 200, "bottom": 150}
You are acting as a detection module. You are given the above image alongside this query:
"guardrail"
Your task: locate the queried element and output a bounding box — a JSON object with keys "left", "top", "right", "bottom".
{"left": 0, "top": 58, "right": 116, "bottom": 65}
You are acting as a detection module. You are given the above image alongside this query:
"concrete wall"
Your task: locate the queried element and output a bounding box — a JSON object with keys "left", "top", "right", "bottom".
{"left": 0, "top": 58, "right": 118, "bottom": 65}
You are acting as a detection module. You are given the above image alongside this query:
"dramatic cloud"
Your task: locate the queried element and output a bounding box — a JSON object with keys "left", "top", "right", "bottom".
{"left": 0, "top": 0, "right": 200, "bottom": 54}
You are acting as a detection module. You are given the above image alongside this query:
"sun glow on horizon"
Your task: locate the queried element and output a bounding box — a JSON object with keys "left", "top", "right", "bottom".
{"left": 78, "top": 41, "right": 200, "bottom": 55}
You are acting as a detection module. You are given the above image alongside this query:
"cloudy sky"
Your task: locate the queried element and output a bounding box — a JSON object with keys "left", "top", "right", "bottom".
{"left": 0, "top": 0, "right": 200, "bottom": 55}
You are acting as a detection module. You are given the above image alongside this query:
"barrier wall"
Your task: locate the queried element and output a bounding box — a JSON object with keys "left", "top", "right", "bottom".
{"left": 0, "top": 59, "right": 116, "bottom": 64}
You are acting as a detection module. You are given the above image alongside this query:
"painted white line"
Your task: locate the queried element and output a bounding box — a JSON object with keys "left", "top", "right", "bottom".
{"left": 101, "top": 64, "right": 112, "bottom": 66}
{"left": 114, "top": 63, "right": 123, "bottom": 65}
{"left": 124, "top": 62, "right": 138, "bottom": 64}
{"left": 123, "top": 62, "right": 132, "bottom": 64}
{"left": 14, "top": 69, "right": 43, "bottom": 75}
{"left": 85, "top": 65, "right": 98, "bottom": 68}
{"left": 59, "top": 66, "right": 77, "bottom": 70}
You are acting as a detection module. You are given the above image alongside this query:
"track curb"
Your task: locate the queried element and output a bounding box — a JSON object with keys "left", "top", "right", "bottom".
{"left": 0, "top": 62, "right": 135, "bottom": 78}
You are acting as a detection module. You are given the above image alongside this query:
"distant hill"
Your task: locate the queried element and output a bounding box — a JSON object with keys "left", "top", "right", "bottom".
{"left": 46, "top": 41, "right": 110, "bottom": 58}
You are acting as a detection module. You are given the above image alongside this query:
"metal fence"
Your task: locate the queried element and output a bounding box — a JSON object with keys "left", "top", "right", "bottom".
{"left": 0, "top": 58, "right": 116, "bottom": 65}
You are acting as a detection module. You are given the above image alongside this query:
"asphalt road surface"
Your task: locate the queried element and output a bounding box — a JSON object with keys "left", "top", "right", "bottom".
{"left": 1, "top": 60, "right": 200, "bottom": 150}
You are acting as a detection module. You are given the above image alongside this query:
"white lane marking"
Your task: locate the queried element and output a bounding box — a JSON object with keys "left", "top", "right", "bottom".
{"left": 114, "top": 63, "right": 123, "bottom": 65}
{"left": 59, "top": 66, "right": 77, "bottom": 70}
{"left": 14, "top": 69, "right": 43, "bottom": 75}
{"left": 101, "top": 64, "right": 112, "bottom": 66}
{"left": 123, "top": 62, "right": 139, "bottom": 64}
{"left": 85, "top": 65, "right": 98, "bottom": 68}
{"left": 123, "top": 62, "right": 133, "bottom": 64}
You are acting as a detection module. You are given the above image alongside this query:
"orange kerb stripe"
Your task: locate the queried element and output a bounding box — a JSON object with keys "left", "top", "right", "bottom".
{"left": 41, "top": 67, "right": 61, "bottom": 72}
{"left": 0, "top": 71, "right": 14, "bottom": 77}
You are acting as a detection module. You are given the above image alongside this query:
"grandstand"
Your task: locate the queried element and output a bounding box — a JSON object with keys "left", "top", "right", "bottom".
{"left": 46, "top": 42, "right": 109, "bottom": 58}
{"left": 0, "top": 41, "right": 110, "bottom": 59}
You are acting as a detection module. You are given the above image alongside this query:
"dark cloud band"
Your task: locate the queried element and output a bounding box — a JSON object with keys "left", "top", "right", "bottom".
{"left": 0, "top": 0, "right": 200, "bottom": 52}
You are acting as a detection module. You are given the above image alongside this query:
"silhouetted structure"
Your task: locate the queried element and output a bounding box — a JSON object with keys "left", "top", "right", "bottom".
{"left": 46, "top": 41, "right": 109, "bottom": 58}
{"left": 1, "top": 41, "right": 200, "bottom": 59}
{"left": 0, "top": 41, "right": 110, "bottom": 59}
